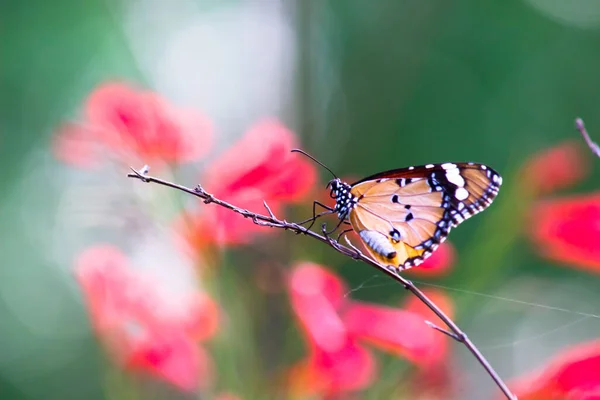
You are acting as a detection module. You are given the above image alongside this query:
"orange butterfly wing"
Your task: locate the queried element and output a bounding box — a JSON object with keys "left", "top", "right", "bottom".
{"left": 347, "top": 163, "right": 501, "bottom": 269}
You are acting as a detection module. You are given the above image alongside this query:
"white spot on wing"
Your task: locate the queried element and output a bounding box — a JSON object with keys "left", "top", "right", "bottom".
{"left": 425, "top": 164, "right": 434, "bottom": 169}
{"left": 441, "top": 163, "right": 456, "bottom": 170}
{"left": 446, "top": 169, "right": 465, "bottom": 187}
{"left": 455, "top": 187, "right": 469, "bottom": 201}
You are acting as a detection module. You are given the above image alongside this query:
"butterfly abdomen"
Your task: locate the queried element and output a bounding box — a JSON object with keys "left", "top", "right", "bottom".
{"left": 359, "top": 230, "right": 397, "bottom": 260}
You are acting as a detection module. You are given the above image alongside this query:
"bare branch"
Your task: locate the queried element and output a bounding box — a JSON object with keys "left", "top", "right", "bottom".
{"left": 127, "top": 169, "right": 517, "bottom": 400}
{"left": 576, "top": 117, "right": 600, "bottom": 157}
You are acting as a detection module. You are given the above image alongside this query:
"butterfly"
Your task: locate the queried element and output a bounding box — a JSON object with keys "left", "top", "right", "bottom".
{"left": 294, "top": 151, "right": 502, "bottom": 270}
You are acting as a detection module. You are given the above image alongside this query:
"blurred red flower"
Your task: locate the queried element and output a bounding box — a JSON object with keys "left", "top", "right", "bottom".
{"left": 508, "top": 340, "right": 600, "bottom": 399}
{"left": 54, "top": 82, "right": 213, "bottom": 168}
{"left": 287, "top": 262, "right": 453, "bottom": 396}
{"left": 180, "top": 120, "right": 317, "bottom": 249}
{"left": 521, "top": 141, "right": 589, "bottom": 195}
{"left": 530, "top": 193, "right": 600, "bottom": 273}
{"left": 402, "top": 289, "right": 456, "bottom": 396}
{"left": 203, "top": 120, "right": 316, "bottom": 202}
{"left": 76, "top": 245, "right": 219, "bottom": 391}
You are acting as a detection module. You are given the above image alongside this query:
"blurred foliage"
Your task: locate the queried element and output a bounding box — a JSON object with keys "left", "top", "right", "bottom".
{"left": 3, "top": 0, "right": 600, "bottom": 399}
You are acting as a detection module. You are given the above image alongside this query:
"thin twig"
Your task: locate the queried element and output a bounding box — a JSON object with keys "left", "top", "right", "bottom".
{"left": 575, "top": 117, "right": 600, "bottom": 157}
{"left": 127, "top": 166, "right": 517, "bottom": 400}
{"left": 425, "top": 320, "right": 462, "bottom": 341}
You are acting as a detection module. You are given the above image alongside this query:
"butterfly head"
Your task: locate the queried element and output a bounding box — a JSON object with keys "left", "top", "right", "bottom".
{"left": 289, "top": 150, "right": 358, "bottom": 220}
{"left": 328, "top": 178, "right": 356, "bottom": 220}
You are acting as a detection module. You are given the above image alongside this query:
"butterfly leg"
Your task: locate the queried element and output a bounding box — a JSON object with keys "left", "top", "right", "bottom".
{"left": 322, "top": 224, "right": 371, "bottom": 263}
{"left": 321, "top": 222, "right": 342, "bottom": 249}
{"left": 320, "top": 222, "right": 355, "bottom": 258}
{"left": 295, "top": 201, "right": 334, "bottom": 231}
{"left": 335, "top": 228, "right": 353, "bottom": 243}
{"left": 324, "top": 217, "right": 345, "bottom": 236}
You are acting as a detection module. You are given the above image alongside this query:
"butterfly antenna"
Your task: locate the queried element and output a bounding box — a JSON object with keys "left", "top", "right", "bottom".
{"left": 291, "top": 149, "right": 338, "bottom": 179}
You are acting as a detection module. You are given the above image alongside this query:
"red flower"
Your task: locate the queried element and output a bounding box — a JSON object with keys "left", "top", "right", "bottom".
{"left": 402, "top": 289, "right": 456, "bottom": 397}
{"left": 203, "top": 120, "right": 316, "bottom": 202}
{"left": 401, "top": 289, "right": 454, "bottom": 366}
{"left": 521, "top": 141, "right": 589, "bottom": 195}
{"left": 53, "top": 123, "right": 103, "bottom": 169}
{"left": 54, "top": 82, "right": 213, "bottom": 167}
{"left": 530, "top": 193, "right": 600, "bottom": 273}
{"left": 509, "top": 340, "right": 600, "bottom": 399}
{"left": 287, "top": 263, "right": 453, "bottom": 396}
{"left": 76, "top": 245, "right": 219, "bottom": 391}
{"left": 180, "top": 120, "right": 317, "bottom": 248}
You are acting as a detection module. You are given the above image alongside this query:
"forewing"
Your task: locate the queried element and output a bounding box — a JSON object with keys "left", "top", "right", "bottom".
{"left": 348, "top": 163, "right": 501, "bottom": 269}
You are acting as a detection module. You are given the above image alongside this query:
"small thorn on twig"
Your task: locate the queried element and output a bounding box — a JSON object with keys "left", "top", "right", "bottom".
{"left": 129, "top": 165, "right": 150, "bottom": 182}
{"left": 575, "top": 117, "right": 600, "bottom": 157}
{"left": 194, "top": 184, "right": 206, "bottom": 195}
{"left": 425, "top": 320, "right": 462, "bottom": 341}
{"left": 321, "top": 223, "right": 329, "bottom": 238}
{"left": 263, "top": 201, "right": 276, "bottom": 219}
{"left": 193, "top": 185, "right": 215, "bottom": 204}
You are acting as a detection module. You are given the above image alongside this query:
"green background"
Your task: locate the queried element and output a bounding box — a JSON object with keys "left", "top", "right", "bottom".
{"left": 3, "top": 1, "right": 600, "bottom": 399}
